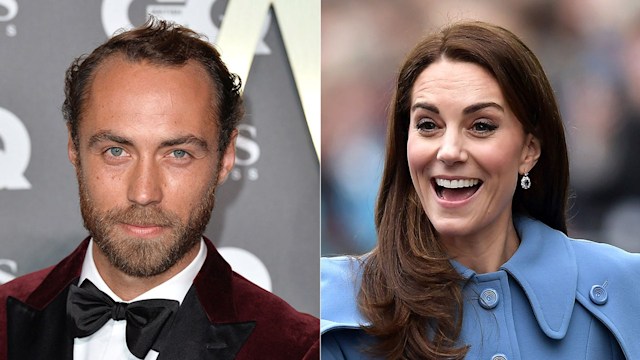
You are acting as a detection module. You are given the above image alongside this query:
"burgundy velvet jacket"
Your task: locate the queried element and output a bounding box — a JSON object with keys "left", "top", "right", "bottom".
{"left": 0, "top": 237, "right": 319, "bottom": 360}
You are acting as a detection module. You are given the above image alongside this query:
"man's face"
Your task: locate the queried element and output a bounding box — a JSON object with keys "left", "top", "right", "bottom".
{"left": 68, "top": 56, "right": 236, "bottom": 277}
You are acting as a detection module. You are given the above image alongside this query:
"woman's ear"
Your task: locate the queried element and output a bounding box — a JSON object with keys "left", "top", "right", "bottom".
{"left": 520, "top": 133, "right": 541, "bottom": 174}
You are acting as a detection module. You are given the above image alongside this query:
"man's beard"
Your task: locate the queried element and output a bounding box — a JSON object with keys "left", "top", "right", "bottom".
{"left": 77, "top": 167, "right": 217, "bottom": 278}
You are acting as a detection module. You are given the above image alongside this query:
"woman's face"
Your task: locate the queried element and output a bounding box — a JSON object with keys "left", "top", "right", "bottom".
{"left": 407, "top": 59, "right": 540, "bottom": 244}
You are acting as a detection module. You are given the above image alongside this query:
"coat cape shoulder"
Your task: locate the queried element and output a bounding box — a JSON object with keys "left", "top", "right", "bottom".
{"left": 321, "top": 218, "right": 640, "bottom": 359}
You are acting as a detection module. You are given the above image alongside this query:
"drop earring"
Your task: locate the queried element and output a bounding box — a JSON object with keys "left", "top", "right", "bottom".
{"left": 520, "top": 172, "right": 531, "bottom": 190}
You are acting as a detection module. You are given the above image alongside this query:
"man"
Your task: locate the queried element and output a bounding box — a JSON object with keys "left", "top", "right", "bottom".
{"left": 0, "top": 19, "right": 318, "bottom": 359}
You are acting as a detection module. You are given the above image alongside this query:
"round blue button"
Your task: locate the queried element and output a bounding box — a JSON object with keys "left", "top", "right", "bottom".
{"left": 589, "top": 285, "right": 608, "bottom": 305}
{"left": 479, "top": 288, "right": 499, "bottom": 309}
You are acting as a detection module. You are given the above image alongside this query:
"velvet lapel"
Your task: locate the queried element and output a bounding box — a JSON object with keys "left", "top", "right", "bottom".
{"left": 193, "top": 238, "right": 239, "bottom": 322}
{"left": 6, "top": 238, "right": 88, "bottom": 360}
{"left": 7, "top": 289, "right": 73, "bottom": 360}
{"left": 157, "top": 287, "right": 255, "bottom": 360}
{"left": 157, "top": 238, "right": 257, "bottom": 359}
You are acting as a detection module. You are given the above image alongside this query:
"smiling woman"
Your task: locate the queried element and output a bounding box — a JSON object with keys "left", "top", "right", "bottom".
{"left": 321, "top": 21, "right": 640, "bottom": 359}
{"left": 407, "top": 60, "right": 540, "bottom": 273}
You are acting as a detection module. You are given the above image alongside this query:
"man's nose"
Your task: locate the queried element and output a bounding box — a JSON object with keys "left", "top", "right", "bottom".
{"left": 127, "top": 157, "right": 163, "bottom": 206}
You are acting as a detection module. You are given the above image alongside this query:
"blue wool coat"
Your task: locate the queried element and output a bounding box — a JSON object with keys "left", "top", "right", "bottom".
{"left": 321, "top": 217, "right": 640, "bottom": 359}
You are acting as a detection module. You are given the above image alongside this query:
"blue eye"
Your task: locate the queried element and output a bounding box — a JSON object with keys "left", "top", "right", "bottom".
{"left": 173, "top": 150, "right": 187, "bottom": 158}
{"left": 109, "top": 147, "right": 124, "bottom": 156}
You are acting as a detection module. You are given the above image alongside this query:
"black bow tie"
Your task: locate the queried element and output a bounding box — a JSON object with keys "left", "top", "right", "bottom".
{"left": 67, "top": 279, "right": 179, "bottom": 358}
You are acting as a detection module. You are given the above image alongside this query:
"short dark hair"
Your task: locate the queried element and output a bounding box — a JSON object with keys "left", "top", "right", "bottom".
{"left": 63, "top": 17, "right": 243, "bottom": 152}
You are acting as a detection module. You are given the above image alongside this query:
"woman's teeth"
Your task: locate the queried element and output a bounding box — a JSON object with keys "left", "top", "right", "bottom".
{"left": 435, "top": 178, "right": 480, "bottom": 189}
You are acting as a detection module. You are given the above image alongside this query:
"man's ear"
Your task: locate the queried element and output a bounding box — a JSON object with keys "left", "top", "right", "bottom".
{"left": 67, "top": 125, "right": 79, "bottom": 170}
{"left": 217, "top": 129, "right": 238, "bottom": 185}
{"left": 520, "top": 133, "right": 541, "bottom": 174}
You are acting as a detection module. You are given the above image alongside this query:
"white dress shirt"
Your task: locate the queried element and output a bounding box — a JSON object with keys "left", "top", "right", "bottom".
{"left": 73, "top": 239, "right": 207, "bottom": 360}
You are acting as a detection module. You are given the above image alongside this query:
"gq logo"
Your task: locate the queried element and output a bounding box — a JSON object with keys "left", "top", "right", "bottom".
{"left": 232, "top": 124, "right": 260, "bottom": 181}
{"left": 0, "top": 107, "right": 31, "bottom": 190}
{"left": 0, "top": 259, "right": 17, "bottom": 284}
{"left": 101, "top": 0, "right": 271, "bottom": 54}
{"left": 0, "top": 0, "right": 18, "bottom": 37}
{"left": 219, "top": 247, "right": 271, "bottom": 291}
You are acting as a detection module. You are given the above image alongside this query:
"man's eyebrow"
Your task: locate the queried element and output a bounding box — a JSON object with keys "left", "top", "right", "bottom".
{"left": 463, "top": 102, "right": 504, "bottom": 114}
{"left": 87, "top": 132, "right": 210, "bottom": 152}
{"left": 88, "top": 131, "right": 132, "bottom": 148}
{"left": 160, "top": 135, "right": 210, "bottom": 151}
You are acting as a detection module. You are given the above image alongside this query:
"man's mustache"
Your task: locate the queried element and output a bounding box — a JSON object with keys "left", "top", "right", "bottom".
{"left": 100, "top": 205, "right": 181, "bottom": 228}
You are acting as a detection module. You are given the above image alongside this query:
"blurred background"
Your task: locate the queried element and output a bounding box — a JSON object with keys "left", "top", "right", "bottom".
{"left": 322, "top": 0, "right": 640, "bottom": 255}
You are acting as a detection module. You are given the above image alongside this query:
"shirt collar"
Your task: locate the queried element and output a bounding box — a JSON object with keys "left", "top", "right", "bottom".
{"left": 79, "top": 238, "right": 207, "bottom": 304}
{"left": 453, "top": 217, "right": 578, "bottom": 339}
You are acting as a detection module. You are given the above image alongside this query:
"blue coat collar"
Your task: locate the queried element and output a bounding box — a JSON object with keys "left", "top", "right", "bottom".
{"left": 453, "top": 217, "right": 577, "bottom": 339}
{"left": 320, "top": 256, "right": 369, "bottom": 334}
{"left": 503, "top": 217, "right": 577, "bottom": 339}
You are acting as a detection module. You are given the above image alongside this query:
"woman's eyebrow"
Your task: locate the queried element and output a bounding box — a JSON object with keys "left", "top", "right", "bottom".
{"left": 411, "top": 102, "right": 439, "bottom": 114}
{"left": 463, "top": 102, "right": 504, "bottom": 114}
{"left": 411, "top": 102, "right": 504, "bottom": 115}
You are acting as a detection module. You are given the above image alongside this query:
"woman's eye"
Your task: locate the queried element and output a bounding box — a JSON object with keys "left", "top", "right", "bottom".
{"left": 108, "top": 147, "right": 124, "bottom": 157}
{"left": 416, "top": 118, "right": 437, "bottom": 131}
{"left": 472, "top": 121, "right": 497, "bottom": 133}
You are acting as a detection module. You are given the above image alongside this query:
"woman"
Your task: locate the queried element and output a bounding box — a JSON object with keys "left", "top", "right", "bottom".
{"left": 321, "top": 21, "right": 640, "bottom": 359}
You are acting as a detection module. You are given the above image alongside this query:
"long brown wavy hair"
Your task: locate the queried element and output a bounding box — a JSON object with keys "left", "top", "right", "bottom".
{"left": 358, "top": 21, "right": 569, "bottom": 359}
